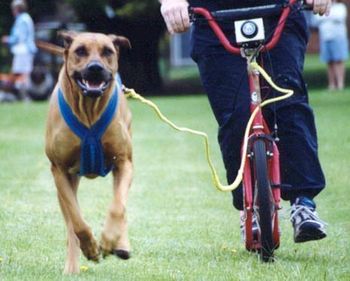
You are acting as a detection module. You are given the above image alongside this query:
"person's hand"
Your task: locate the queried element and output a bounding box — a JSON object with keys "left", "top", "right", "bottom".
{"left": 305, "top": 0, "right": 331, "bottom": 16}
{"left": 160, "top": 0, "right": 190, "bottom": 34}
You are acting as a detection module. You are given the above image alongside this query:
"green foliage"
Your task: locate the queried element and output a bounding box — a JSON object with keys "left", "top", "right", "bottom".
{"left": 0, "top": 0, "right": 160, "bottom": 32}
{"left": 30, "top": 0, "right": 57, "bottom": 21}
{"left": 0, "top": 1, "right": 12, "bottom": 35}
{"left": 65, "top": 0, "right": 107, "bottom": 19}
{"left": 115, "top": 0, "right": 160, "bottom": 18}
{"left": 62, "top": 0, "right": 160, "bottom": 22}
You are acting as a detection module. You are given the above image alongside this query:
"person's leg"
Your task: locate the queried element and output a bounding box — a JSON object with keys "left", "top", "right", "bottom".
{"left": 327, "top": 62, "right": 337, "bottom": 90}
{"left": 261, "top": 15, "right": 327, "bottom": 242}
{"left": 330, "top": 37, "right": 348, "bottom": 90}
{"left": 262, "top": 16, "right": 325, "bottom": 203}
{"left": 334, "top": 61, "right": 345, "bottom": 90}
{"left": 320, "top": 40, "right": 336, "bottom": 90}
{"left": 192, "top": 51, "right": 250, "bottom": 210}
{"left": 11, "top": 53, "right": 34, "bottom": 100}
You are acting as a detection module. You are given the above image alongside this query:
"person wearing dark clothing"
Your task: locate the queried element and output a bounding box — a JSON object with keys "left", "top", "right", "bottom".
{"left": 160, "top": 0, "right": 330, "bottom": 243}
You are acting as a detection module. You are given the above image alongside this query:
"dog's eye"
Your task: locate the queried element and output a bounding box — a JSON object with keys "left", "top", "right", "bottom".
{"left": 75, "top": 46, "right": 88, "bottom": 57}
{"left": 102, "top": 47, "right": 114, "bottom": 57}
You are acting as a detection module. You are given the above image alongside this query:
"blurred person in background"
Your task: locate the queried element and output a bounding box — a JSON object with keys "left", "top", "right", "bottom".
{"left": 315, "top": 0, "right": 348, "bottom": 90}
{"left": 1, "top": 0, "right": 37, "bottom": 99}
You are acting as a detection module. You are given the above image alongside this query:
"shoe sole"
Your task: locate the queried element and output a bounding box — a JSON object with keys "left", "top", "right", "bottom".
{"left": 294, "top": 227, "right": 327, "bottom": 243}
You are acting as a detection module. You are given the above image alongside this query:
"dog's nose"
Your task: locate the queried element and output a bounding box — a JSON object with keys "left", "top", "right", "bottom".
{"left": 87, "top": 62, "right": 104, "bottom": 73}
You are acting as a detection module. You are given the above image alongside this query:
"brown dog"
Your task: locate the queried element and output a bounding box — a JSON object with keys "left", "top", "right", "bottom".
{"left": 45, "top": 31, "right": 132, "bottom": 274}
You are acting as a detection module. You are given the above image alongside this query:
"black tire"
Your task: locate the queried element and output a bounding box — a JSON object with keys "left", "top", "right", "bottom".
{"left": 253, "top": 139, "right": 274, "bottom": 262}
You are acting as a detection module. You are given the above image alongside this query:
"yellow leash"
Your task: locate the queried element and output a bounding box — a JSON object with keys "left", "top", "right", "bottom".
{"left": 124, "top": 61, "right": 293, "bottom": 192}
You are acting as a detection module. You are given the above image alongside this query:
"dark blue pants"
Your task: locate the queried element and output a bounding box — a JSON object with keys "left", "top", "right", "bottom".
{"left": 191, "top": 12, "right": 325, "bottom": 210}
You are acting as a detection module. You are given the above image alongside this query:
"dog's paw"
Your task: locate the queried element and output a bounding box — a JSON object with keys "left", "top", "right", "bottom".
{"left": 85, "top": 244, "right": 100, "bottom": 262}
{"left": 79, "top": 234, "right": 100, "bottom": 262}
{"left": 100, "top": 235, "right": 131, "bottom": 260}
{"left": 113, "top": 249, "right": 131, "bottom": 260}
{"left": 100, "top": 230, "right": 131, "bottom": 260}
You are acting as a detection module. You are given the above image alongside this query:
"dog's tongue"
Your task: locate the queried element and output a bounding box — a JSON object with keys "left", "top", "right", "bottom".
{"left": 86, "top": 80, "right": 104, "bottom": 90}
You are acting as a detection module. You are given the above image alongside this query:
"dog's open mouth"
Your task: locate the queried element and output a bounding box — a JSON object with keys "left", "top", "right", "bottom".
{"left": 74, "top": 70, "right": 112, "bottom": 98}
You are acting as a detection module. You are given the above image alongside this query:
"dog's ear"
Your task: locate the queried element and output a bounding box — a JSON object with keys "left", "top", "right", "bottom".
{"left": 58, "top": 30, "right": 78, "bottom": 49}
{"left": 108, "top": 34, "right": 132, "bottom": 50}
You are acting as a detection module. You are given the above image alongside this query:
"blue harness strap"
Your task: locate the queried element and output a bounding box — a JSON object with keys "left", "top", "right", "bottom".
{"left": 58, "top": 82, "right": 120, "bottom": 176}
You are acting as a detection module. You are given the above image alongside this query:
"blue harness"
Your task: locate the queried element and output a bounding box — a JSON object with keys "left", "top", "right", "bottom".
{"left": 58, "top": 84, "right": 120, "bottom": 177}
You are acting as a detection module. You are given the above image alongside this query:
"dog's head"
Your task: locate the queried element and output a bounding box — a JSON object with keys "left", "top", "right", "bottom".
{"left": 59, "top": 31, "right": 131, "bottom": 98}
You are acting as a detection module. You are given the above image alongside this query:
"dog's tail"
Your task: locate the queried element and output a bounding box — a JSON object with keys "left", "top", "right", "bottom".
{"left": 36, "top": 40, "right": 64, "bottom": 56}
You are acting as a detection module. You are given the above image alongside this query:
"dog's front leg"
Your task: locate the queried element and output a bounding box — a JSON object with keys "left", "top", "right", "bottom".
{"left": 101, "top": 158, "right": 133, "bottom": 259}
{"left": 51, "top": 165, "right": 100, "bottom": 274}
{"left": 57, "top": 188, "right": 81, "bottom": 274}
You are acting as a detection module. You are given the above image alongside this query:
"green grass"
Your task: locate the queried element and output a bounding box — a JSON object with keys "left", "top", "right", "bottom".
{"left": 0, "top": 89, "right": 349, "bottom": 280}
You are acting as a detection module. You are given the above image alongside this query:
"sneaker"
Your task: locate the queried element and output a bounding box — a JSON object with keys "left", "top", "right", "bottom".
{"left": 290, "top": 196, "right": 327, "bottom": 243}
{"left": 240, "top": 211, "right": 259, "bottom": 242}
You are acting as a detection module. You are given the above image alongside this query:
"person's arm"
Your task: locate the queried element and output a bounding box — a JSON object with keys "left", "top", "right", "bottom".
{"left": 159, "top": 0, "right": 190, "bottom": 34}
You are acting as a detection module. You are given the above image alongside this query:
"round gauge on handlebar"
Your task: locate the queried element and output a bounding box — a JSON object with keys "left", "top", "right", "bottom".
{"left": 241, "top": 21, "right": 259, "bottom": 39}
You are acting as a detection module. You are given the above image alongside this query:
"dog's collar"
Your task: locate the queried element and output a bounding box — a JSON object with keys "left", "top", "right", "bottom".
{"left": 57, "top": 80, "right": 121, "bottom": 177}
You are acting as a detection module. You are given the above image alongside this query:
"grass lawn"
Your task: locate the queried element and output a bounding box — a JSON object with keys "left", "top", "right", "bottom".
{"left": 0, "top": 89, "right": 349, "bottom": 280}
